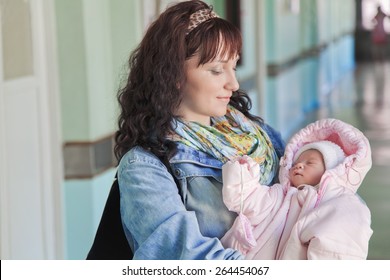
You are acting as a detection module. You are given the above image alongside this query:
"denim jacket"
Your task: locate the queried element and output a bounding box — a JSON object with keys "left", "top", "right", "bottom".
{"left": 117, "top": 122, "right": 285, "bottom": 260}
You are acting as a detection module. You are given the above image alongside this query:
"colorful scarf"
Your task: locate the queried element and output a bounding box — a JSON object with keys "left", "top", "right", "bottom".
{"left": 172, "top": 106, "right": 278, "bottom": 185}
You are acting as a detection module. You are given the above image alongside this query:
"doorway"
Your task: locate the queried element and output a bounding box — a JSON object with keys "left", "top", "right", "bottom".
{"left": 0, "top": 0, "right": 63, "bottom": 259}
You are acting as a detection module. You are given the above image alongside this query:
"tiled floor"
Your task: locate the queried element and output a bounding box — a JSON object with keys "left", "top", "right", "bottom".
{"left": 298, "top": 61, "right": 390, "bottom": 259}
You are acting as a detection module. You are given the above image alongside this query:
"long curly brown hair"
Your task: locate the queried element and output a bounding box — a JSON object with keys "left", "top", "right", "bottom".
{"left": 114, "top": 0, "right": 262, "bottom": 163}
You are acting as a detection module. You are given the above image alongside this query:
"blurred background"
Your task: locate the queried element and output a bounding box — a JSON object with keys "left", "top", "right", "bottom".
{"left": 0, "top": 0, "right": 389, "bottom": 260}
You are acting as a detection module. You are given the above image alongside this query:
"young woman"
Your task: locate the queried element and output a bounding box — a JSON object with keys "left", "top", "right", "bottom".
{"left": 115, "top": 0, "right": 285, "bottom": 259}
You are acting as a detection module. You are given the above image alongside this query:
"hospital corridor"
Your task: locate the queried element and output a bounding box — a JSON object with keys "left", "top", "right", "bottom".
{"left": 300, "top": 61, "right": 390, "bottom": 259}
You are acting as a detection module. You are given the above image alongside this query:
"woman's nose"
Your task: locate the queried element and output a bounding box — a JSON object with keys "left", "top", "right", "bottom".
{"left": 226, "top": 71, "right": 239, "bottom": 92}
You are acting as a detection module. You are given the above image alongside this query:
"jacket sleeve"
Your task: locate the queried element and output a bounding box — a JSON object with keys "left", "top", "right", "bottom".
{"left": 222, "top": 156, "right": 287, "bottom": 224}
{"left": 220, "top": 213, "right": 257, "bottom": 255}
{"left": 118, "top": 151, "right": 243, "bottom": 260}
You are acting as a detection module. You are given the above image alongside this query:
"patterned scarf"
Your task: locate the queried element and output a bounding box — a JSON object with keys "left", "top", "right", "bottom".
{"left": 172, "top": 106, "right": 278, "bottom": 185}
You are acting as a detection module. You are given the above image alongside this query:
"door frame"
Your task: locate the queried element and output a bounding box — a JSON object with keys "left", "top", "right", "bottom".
{"left": 0, "top": 0, "right": 64, "bottom": 259}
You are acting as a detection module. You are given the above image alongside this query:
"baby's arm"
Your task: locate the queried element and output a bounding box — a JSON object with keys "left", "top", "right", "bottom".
{"left": 222, "top": 156, "right": 285, "bottom": 222}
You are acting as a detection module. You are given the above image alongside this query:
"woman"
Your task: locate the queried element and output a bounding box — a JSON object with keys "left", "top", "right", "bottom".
{"left": 115, "top": 0, "right": 285, "bottom": 259}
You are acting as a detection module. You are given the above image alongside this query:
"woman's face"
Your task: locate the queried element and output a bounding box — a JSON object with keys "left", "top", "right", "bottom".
{"left": 177, "top": 53, "right": 240, "bottom": 125}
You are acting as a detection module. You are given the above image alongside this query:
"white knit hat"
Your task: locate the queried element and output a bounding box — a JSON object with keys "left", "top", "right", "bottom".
{"left": 293, "top": 140, "right": 346, "bottom": 170}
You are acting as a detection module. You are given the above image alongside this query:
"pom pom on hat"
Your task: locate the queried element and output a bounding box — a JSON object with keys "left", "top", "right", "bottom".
{"left": 293, "top": 140, "right": 346, "bottom": 170}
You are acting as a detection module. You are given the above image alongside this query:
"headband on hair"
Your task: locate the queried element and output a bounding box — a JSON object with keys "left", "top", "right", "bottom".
{"left": 186, "top": 8, "right": 219, "bottom": 35}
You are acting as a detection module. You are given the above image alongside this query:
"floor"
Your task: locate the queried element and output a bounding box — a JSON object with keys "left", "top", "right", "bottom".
{"left": 299, "top": 61, "right": 390, "bottom": 260}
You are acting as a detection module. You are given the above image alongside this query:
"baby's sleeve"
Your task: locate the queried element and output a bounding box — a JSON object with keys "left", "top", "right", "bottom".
{"left": 222, "top": 156, "right": 284, "bottom": 221}
{"left": 220, "top": 213, "right": 257, "bottom": 256}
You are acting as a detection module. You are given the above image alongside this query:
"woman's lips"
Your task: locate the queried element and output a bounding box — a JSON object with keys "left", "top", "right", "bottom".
{"left": 217, "top": 96, "right": 231, "bottom": 102}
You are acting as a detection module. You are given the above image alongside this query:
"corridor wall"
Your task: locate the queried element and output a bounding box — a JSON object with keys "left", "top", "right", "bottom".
{"left": 263, "top": 0, "right": 356, "bottom": 139}
{"left": 55, "top": 0, "right": 143, "bottom": 259}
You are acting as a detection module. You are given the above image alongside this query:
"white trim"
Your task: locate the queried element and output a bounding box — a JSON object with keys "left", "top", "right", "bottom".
{"left": 33, "top": 0, "right": 64, "bottom": 259}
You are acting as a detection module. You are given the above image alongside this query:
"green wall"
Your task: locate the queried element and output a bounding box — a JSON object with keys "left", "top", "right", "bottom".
{"left": 56, "top": 0, "right": 89, "bottom": 140}
{"left": 56, "top": 0, "right": 142, "bottom": 142}
{"left": 55, "top": 0, "right": 143, "bottom": 259}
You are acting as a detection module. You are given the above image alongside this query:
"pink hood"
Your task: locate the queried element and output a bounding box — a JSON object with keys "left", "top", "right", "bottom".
{"left": 279, "top": 118, "right": 372, "bottom": 195}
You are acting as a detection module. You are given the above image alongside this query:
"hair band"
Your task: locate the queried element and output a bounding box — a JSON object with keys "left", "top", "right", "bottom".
{"left": 186, "top": 8, "right": 219, "bottom": 35}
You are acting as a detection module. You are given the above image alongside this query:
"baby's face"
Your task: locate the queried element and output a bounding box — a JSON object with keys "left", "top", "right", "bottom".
{"left": 289, "top": 149, "right": 326, "bottom": 187}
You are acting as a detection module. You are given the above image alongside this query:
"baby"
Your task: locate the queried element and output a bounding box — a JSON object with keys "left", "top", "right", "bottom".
{"left": 221, "top": 119, "right": 373, "bottom": 259}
